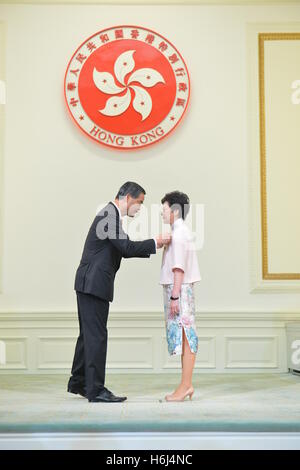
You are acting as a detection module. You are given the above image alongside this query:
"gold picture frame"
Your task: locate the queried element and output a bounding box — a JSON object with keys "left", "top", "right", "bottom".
{"left": 258, "top": 32, "right": 300, "bottom": 280}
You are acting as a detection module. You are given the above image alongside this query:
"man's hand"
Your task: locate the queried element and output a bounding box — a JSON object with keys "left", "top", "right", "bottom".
{"left": 156, "top": 233, "right": 172, "bottom": 249}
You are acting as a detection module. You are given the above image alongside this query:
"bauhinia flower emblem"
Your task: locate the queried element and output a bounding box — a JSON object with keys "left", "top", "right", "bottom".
{"left": 93, "top": 50, "right": 165, "bottom": 121}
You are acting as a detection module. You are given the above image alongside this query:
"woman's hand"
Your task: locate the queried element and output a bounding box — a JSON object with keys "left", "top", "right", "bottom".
{"left": 170, "top": 299, "right": 180, "bottom": 317}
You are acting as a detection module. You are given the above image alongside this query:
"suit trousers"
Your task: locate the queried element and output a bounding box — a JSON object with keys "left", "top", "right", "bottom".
{"left": 68, "top": 291, "right": 110, "bottom": 400}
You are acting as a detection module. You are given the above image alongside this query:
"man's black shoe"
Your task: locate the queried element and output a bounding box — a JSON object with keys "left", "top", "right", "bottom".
{"left": 88, "top": 388, "right": 127, "bottom": 403}
{"left": 103, "top": 386, "right": 125, "bottom": 398}
{"left": 67, "top": 385, "right": 87, "bottom": 398}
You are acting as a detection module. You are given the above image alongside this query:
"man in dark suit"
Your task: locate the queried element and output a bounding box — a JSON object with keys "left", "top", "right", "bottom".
{"left": 67, "top": 182, "right": 171, "bottom": 402}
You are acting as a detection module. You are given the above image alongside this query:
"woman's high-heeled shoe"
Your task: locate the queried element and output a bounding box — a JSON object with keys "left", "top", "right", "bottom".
{"left": 165, "top": 386, "right": 194, "bottom": 402}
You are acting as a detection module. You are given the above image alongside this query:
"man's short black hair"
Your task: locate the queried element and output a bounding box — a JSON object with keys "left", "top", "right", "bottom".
{"left": 115, "top": 181, "right": 146, "bottom": 200}
{"left": 161, "top": 191, "right": 190, "bottom": 220}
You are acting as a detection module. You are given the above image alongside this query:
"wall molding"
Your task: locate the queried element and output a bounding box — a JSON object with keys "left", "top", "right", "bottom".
{"left": 1, "top": 310, "right": 300, "bottom": 322}
{"left": 0, "top": 310, "right": 296, "bottom": 373}
{"left": 1, "top": 1, "right": 300, "bottom": 5}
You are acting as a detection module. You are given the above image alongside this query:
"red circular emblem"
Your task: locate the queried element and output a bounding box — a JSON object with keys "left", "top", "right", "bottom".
{"left": 64, "top": 26, "right": 190, "bottom": 150}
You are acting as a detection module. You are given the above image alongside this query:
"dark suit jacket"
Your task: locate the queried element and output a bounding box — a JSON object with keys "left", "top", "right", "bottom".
{"left": 74, "top": 201, "right": 156, "bottom": 301}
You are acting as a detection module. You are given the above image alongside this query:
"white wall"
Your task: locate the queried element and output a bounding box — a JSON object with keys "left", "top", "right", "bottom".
{"left": 0, "top": 3, "right": 300, "bottom": 373}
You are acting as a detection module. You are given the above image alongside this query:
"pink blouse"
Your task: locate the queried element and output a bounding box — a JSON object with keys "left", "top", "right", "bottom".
{"left": 159, "top": 218, "right": 201, "bottom": 285}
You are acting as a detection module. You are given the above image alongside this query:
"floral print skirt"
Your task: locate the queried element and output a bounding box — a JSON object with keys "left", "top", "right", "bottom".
{"left": 162, "top": 283, "right": 198, "bottom": 356}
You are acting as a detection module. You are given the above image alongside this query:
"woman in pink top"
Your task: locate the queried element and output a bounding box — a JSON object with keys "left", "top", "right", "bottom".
{"left": 160, "top": 191, "right": 201, "bottom": 402}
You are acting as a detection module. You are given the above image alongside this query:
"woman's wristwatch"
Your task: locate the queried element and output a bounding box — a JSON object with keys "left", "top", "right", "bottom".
{"left": 170, "top": 295, "right": 179, "bottom": 301}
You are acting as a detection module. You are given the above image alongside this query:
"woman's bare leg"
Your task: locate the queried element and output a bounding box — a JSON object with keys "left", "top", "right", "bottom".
{"left": 168, "top": 328, "right": 196, "bottom": 397}
{"left": 181, "top": 328, "right": 196, "bottom": 388}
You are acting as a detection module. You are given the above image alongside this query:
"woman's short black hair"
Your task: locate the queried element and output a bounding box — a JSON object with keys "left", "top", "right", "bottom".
{"left": 161, "top": 191, "right": 190, "bottom": 220}
{"left": 115, "top": 181, "right": 146, "bottom": 199}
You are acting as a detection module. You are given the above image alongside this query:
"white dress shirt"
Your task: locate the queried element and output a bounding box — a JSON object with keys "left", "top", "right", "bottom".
{"left": 159, "top": 217, "right": 201, "bottom": 284}
{"left": 111, "top": 200, "right": 122, "bottom": 220}
{"left": 110, "top": 201, "right": 157, "bottom": 250}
